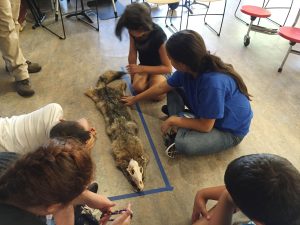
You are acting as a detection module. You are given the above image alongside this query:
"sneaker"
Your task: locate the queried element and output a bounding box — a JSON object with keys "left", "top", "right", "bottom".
{"left": 161, "top": 105, "right": 192, "bottom": 116}
{"left": 26, "top": 61, "right": 42, "bottom": 73}
{"left": 74, "top": 182, "right": 99, "bottom": 225}
{"left": 161, "top": 105, "right": 169, "bottom": 116}
{"left": 87, "top": 182, "right": 98, "bottom": 193}
{"left": 164, "top": 130, "right": 176, "bottom": 147}
{"left": 15, "top": 79, "right": 35, "bottom": 97}
{"left": 75, "top": 205, "right": 98, "bottom": 225}
{"left": 233, "top": 221, "right": 256, "bottom": 225}
{"left": 165, "top": 143, "right": 178, "bottom": 158}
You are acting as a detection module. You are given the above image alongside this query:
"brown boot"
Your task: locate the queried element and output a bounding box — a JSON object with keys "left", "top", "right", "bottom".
{"left": 15, "top": 79, "right": 35, "bottom": 97}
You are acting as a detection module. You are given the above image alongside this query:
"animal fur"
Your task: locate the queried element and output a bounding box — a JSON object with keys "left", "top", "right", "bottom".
{"left": 85, "top": 70, "right": 149, "bottom": 191}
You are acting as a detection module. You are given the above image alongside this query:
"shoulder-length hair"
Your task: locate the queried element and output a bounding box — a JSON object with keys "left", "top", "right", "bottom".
{"left": 0, "top": 138, "right": 94, "bottom": 208}
{"left": 115, "top": 3, "right": 153, "bottom": 40}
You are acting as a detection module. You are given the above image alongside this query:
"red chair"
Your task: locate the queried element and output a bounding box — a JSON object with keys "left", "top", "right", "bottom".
{"left": 278, "top": 9, "right": 300, "bottom": 72}
{"left": 241, "top": 5, "right": 273, "bottom": 46}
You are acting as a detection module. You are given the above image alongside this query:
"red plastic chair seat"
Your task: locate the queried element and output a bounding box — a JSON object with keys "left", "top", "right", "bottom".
{"left": 278, "top": 27, "right": 300, "bottom": 43}
{"left": 241, "top": 5, "right": 271, "bottom": 18}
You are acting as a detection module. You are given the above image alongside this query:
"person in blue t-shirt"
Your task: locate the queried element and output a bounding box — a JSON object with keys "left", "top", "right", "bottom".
{"left": 121, "top": 30, "right": 253, "bottom": 157}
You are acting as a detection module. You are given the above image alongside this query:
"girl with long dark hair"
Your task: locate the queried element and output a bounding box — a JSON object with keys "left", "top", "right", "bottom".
{"left": 115, "top": 3, "right": 172, "bottom": 100}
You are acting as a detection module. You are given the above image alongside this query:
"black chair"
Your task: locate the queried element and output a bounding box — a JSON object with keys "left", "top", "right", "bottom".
{"left": 66, "top": 0, "right": 99, "bottom": 31}
{"left": 26, "top": 0, "right": 66, "bottom": 39}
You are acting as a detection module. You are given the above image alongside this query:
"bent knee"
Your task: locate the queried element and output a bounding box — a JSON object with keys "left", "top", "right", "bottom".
{"left": 174, "top": 134, "right": 213, "bottom": 156}
{"left": 151, "top": 94, "right": 165, "bottom": 101}
{"left": 132, "top": 83, "right": 147, "bottom": 94}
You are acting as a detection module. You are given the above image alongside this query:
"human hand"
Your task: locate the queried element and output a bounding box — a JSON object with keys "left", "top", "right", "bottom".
{"left": 121, "top": 96, "right": 136, "bottom": 106}
{"left": 192, "top": 190, "right": 211, "bottom": 223}
{"left": 161, "top": 116, "right": 177, "bottom": 135}
{"left": 75, "top": 191, "right": 115, "bottom": 214}
{"left": 126, "top": 64, "right": 143, "bottom": 74}
{"left": 100, "top": 204, "right": 133, "bottom": 225}
{"left": 99, "top": 199, "right": 115, "bottom": 213}
{"left": 85, "top": 128, "right": 97, "bottom": 151}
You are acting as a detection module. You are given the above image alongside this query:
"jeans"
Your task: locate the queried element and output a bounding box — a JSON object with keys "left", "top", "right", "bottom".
{"left": 0, "top": 0, "right": 28, "bottom": 81}
{"left": 167, "top": 88, "right": 244, "bottom": 156}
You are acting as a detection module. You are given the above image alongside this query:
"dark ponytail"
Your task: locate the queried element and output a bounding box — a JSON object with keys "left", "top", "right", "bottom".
{"left": 166, "top": 30, "right": 252, "bottom": 100}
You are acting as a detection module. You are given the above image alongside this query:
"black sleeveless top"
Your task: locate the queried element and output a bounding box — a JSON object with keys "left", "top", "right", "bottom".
{"left": 132, "top": 23, "right": 167, "bottom": 66}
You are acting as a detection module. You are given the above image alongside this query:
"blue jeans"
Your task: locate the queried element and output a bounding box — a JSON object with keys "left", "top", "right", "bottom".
{"left": 167, "top": 88, "right": 244, "bottom": 156}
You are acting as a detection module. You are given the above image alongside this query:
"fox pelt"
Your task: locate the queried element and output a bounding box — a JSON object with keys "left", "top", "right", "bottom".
{"left": 85, "top": 70, "right": 149, "bottom": 191}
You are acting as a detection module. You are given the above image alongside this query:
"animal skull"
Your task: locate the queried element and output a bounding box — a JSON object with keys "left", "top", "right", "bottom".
{"left": 126, "top": 159, "right": 144, "bottom": 191}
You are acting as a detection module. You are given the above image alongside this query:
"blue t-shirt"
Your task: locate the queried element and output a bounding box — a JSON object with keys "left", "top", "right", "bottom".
{"left": 167, "top": 71, "right": 253, "bottom": 136}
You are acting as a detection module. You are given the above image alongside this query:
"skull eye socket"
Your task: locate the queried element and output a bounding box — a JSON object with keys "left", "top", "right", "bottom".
{"left": 140, "top": 167, "right": 143, "bottom": 174}
{"left": 129, "top": 169, "right": 135, "bottom": 175}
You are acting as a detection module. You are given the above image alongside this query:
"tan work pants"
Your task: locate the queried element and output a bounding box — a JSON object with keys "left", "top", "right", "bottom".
{"left": 0, "top": 0, "right": 28, "bottom": 81}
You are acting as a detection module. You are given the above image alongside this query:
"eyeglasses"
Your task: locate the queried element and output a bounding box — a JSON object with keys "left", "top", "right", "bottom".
{"left": 100, "top": 209, "right": 133, "bottom": 221}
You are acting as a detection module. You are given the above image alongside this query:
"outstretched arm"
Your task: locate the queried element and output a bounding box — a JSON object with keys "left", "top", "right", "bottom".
{"left": 192, "top": 186, "right": 226, "bottom": 222}
{"left": 72, "top": 190, "right": 115, "bottom": 212}
{"left": 206, "top": 190, "right": 236, "bottom": 225}
{"left": 121, "top": 80, "right": 173, "bottom": 106}
{"left": 193, "top": 188, "right": 237, "bottom": 225}
{"left": 161, "top": 116, "right": 216, "bottom": 134}
{"left": 100, "top": 204, "right": 133, "bottom": 225}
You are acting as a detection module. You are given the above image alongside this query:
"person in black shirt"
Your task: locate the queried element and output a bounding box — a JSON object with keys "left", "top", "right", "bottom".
{"left": 115, "top": 3, "right": 172, "bottom": 100}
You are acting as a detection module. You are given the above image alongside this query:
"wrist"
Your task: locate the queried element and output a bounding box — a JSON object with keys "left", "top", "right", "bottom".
{"left": 132, "top": 95, "right": 138, "bottom": 104}
{"left": 139, "top": 65, "right": 144, "bottom": 73}
{"left": 169, "top": 116, "right": 179, "bottom": 126}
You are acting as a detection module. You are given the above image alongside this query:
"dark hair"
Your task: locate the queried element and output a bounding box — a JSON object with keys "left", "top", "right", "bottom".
{"left": 50, "top": 120, "right": 90, "bottom": 143}
{"left": 115, "top": 3, "right": 153, "bottom": 40}
{"left": 0, "top": 138, "right": 94, "bottom": 208}
{"left": 166, "top": 30, "right": 252, "bottom": 100}
{"left": 224, "top": 154, "right": 300, "bottom": 225}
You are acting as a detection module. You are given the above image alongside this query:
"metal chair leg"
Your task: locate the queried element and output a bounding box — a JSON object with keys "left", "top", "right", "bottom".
{"left": 243, "top": 17, "right": 255, "bottom": 47}
{"left": 203, "top": 0, "right": 227, "bottom": 36}
{"left": 234, "top": 0, "right": 248, "bottom": 25}
{"left": 278, "top": 42, "right": 295, "bottom": 72}
{"left": 111, "top": 0, "right": 118, "bottom": 18}
{"left": 27, "top": 0, "right": 66, "bottom": 39}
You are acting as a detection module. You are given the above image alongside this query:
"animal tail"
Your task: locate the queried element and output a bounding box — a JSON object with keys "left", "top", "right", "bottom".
{"left": 98, "top": 70, "right": 127, "bottom": 85}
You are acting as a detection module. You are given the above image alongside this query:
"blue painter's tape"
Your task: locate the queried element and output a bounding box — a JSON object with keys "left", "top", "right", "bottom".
{"left": 108, "top": 186, "right": 174, "bottom": 201}
{"left": 134, "top": 102, "right": 173, "bottom": 188}
{"left": 106, "top": 71, "right": 173, "bottom": 200}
